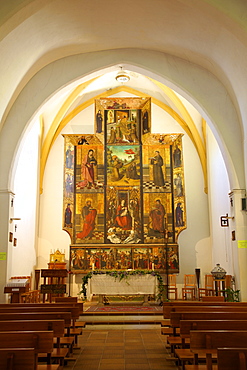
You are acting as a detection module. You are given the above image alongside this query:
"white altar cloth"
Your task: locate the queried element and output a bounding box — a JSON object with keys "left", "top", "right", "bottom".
{"left": 87, "top": 274, "right": 158, "bottom": 300}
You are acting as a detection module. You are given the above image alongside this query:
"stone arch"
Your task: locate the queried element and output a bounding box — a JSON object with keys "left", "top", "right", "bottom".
{"left": 0, "top": 48, "right": 243, "bottom": 191}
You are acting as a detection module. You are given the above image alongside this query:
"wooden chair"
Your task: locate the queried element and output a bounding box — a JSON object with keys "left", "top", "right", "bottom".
{"left": 182, "top": 274, "right": 196, "bottom": 300}
{"left": 198, "top": 274, "right": 215, "bottom": 299}
{"left": 168, "top": 274, "right": 178, "bottom": 300}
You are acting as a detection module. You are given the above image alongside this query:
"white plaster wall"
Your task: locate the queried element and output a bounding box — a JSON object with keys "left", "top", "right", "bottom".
{"left": 11, "top": 121, "right": 40, "bottom": 285}
{"left": 207, "top": 127, "right": 233, "bottom": 277}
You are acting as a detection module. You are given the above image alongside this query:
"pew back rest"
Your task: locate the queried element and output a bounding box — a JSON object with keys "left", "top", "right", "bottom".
{"left": 190, "top": 330, "right": 247, "bottom": 350}
{"left": 0, "top": 348, "right": 35, "bottom": 370}
{"left": 0, "top": 302, "right": 83, "bottom": 315}
{"left": 180, "top": 320, "right": 247, "bottom": 337}
{"left": 172, "top": 306, "right": 247, "bottom": 313}
{"left": 0, "top": 331, "right": 54, "bottom": 354}
{"left": 0, "top": 320, "right": 64, "bottom": 337}
{"left": 0, "top": 306, "right": 79, "bottom": 319}
{"left": 218, "top": 347, "right": 247, "bottom": 370}
{"left": 0, "top": 312, "right": 71, "bottom": 327}
{"left": 170, "top": 311, "right": 247, "bottom": 328}
{"left": 163, "top": 301, "right": 247, "bottom": 319}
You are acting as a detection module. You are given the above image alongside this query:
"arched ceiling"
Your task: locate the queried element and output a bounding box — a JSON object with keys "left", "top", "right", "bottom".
{"left": 0, "top": 0, "right": 247, "bottom": 191}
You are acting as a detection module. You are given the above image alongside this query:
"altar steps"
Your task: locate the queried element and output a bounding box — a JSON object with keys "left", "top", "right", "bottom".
{"left": 78, "top": 312, "right": 163, "bottom": 328}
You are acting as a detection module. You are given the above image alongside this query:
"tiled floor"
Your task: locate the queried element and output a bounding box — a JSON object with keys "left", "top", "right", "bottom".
{"left": 67, "top": 328, "right": 179, "bottom": 370}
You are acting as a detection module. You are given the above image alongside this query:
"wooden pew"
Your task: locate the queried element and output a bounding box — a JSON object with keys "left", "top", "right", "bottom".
{"left": 0, "top": 331, "right": 54, "bottom": 369}
{"left": 189, "top": 330, "right": 247, "bottom": 370}
{"left": 217, "top": 347, "right": 247, "bottom": 370}
{"left": 170, "top": 320, "right": 247, "bottom": 359}
{"left": 0, "top": 305, "right": 83, "bottom": 346}
{"left": 180, "top": 319, "right": 247, "bottom": 346}
{"left": 163, "top": 301, "right": 247, "bottom": 319}
{"left": 170, "top": 311, "right": 247, "bottom": 336}
{"left": 1, "top": 302, "right": 84, "bottom": 315}
{"left": 0, "top": 320, "right": 64, "bottom": 345}
{"left": 171, "top": 305, "right": 247, "bottom": 313}
{"left": 0, "top": 303, "right": 84, "bottom": 343}
{"left": 0, "top": 348, "right": 35, "bottom": 370}
{"left": 0, "top": 316, "right": 71, "bottom": 366}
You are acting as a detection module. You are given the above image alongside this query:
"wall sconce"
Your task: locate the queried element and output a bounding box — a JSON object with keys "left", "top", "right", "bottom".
{"left": 9, "top": 218, "right": 21, "bottom": 223}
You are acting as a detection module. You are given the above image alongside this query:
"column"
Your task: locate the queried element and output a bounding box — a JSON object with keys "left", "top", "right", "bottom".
{"left": 229, "top": 189, "right": 247, "bottom": 301}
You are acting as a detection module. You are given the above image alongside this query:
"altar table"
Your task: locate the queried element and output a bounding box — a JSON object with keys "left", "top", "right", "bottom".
{"left": 87, "top": 274, "right": 158, "bottom": 304}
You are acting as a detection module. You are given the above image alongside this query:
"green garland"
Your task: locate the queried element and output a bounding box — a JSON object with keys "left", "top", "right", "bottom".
{"left": 81, "top": 270, "right": 165, "bottom": 302}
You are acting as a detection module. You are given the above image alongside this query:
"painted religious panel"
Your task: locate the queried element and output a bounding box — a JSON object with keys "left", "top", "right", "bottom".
{"left": 63, "top": 136, "right": 75, "bottom": 237}
{"left": 70, "top": 244, "right": 179, "bottom": 273}
{"left": 143, "top": 193, "right": 173, "bottom": 244}
{"left": 106, "top": 109, "right": 140, "bottom": 145}
{"left": 107, "top": 145, "right": 141, "bottom": 186}
{"left": 106, "top": 186, "right": 142, "bottom": 244}
{"left": 95, "top": 97, "right": 151, "bottom": 138}
{"left": 75, "top": 192, "right": 104, "bottom": 244}
{"left": 133, "top": 248, "right": 149, "bottom": 269}
{"left": 64, "top": 98, "right": 185, "bottom": 273}
{"left": 142, "top": 135, "right": 171, "bottom": 192}
{"left": 172, "top": 135, "right": 186, "bottom": 238}
{"left": 76, "top": 136, "right": 104, "bottom": 192}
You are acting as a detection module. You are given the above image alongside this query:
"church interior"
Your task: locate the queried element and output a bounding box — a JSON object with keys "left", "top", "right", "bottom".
{"left": 1, "top": 1, "right": 247, "bottom": 369}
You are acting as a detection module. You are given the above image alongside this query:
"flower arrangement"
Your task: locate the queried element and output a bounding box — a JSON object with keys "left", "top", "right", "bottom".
{"left": 81, "top": 270, "right": 164, "bottom": 302}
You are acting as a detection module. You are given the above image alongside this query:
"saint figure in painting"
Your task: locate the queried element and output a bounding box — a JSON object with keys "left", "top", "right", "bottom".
{"left": 143, "top": 110, "right": 149, "bottom": 133}
{"left": 96, "top": 110, "right": 103, "bottom": 133}
{"left": 115, "top": 199, "right": 132, "bottom": 230}
{"left": 64, "top": 203, "right": 72, "bottom": 227}
{"left": 111, "top": 155, "right": 123, "bottom": 181}
{"left": 150, "top": 151, "right": 165, "bottom": 186}
{"left": 173, "top": 145, "right": 182, "bottom": 167}
{"left": 66, "top": 145, "right": 73, "bottom": 168}
{"left": 149, "top": 199, "right": 166, "bottom": 234}
{"left": 175, "top": 202, "right": 184, "bottom": 227}
{"left": 77, "top": 200, "right": 97, "bottom": 239}
{"left": 80, "top": 149, "right": 97, "bottom": 188}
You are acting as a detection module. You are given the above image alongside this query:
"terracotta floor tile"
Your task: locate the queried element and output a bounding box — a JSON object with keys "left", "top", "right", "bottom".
{"left": 68, "top": 324, "right": 180, "bottom": 370}
{"left": 125, "top": 363, "right": 151, "bottom": 370}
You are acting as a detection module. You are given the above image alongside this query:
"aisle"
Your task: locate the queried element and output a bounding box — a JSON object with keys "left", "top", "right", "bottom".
{"left": 67, "top": 327, "right": 179, "bottom": 370}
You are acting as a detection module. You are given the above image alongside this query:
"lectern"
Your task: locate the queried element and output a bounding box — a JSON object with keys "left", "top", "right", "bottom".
{"left": 4, "top": 279, "right": 29, "bottom": 303}
{"left": 41, "top": 269, "right": 67, "bottom": 303}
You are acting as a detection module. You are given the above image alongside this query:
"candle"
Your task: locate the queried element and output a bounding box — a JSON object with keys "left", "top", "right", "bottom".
{"left": 92, "top": 263, "right": 95, "bottom": 271}
{"left": 152, "top": 263, "right": 154, "bottom": 270}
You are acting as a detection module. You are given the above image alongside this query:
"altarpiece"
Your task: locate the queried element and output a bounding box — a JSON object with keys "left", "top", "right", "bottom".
{"left": 63, "top": 98, "right": 186, "bottom": 273}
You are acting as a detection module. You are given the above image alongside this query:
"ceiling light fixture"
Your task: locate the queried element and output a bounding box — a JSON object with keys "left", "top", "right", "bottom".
{"left": 115, "top": 67, "right": 130, "bottom": 83}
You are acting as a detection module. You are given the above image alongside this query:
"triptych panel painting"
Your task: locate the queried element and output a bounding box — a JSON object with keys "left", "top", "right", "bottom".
{"left": 64, "top": 98, "right": 186, "bottom": 273}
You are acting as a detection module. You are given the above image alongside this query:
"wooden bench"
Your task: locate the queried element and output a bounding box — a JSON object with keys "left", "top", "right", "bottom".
{"left": 163, "top": 301, "right": 247, "bottom": 319}
{"left": 0, "top": 303, "right": 85, "bottom": 343}
{"left": 189, "top": 330, "right": 247, "bottom": 370}
{"left": 0, "top": 311, "right": 73, "bottom": 363}
{"left": 170, "top": 311, "right": 247, "bottom": 336}
{"left": 168, "top": 312, "right": 247, "bottom": 368}
{"left": 0, "top": 319, "right": 64, "bottom": 344}
{"left": 0, "top": 331, "right": 54, "bottom": 369}
{"left": 217, "top": 347, "right": 247, "bottom": 370}
{"left": 0, "top": 348, "right": 35, "bottom": 370}
{"left": 0, "top": 302, "right": 84, "bottom": 316}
